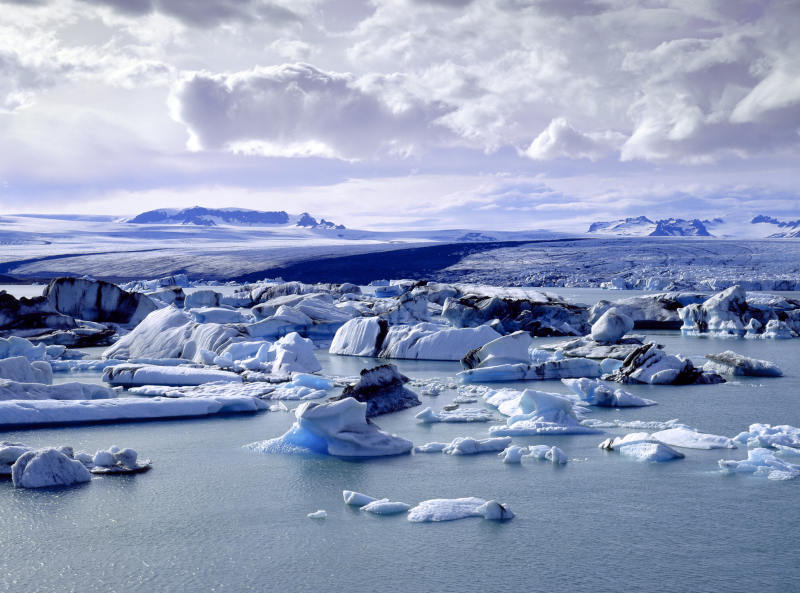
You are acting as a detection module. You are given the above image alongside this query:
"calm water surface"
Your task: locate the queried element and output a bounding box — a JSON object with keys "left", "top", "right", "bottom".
{"left": 1, "top": 288, "right": 799, "bottom": 593}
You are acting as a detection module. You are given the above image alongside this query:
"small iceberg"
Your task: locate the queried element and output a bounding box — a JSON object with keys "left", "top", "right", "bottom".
{"left": 360, "top": 499, "right": 411, "bottom": 515}
{"left": 651, "top": 427, "right": 736, "bottom": 450}
{"left": 408, "top": 497, "right": 514, "bottom": 522}
{"left": 526, "top": 445, "right": 568, "bottom": 464}
{"left": 561, "top": 378, "right": 656, "bottom": 407}
{"left": 415, "top": 407, "right": 495, "bottom": 423}
{"left": 599, "top": 433, "right": 684, "bottom": 462}
{"left": 489, "top": 390, "right": 601, "bottom": 436}
{"left": 719, "top": 448, "right": 800, "bottom": 480}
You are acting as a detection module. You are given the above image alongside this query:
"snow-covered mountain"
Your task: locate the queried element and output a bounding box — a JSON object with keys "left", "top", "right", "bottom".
{"left": 127, "top": 207, "right": 344, "bottom": 229}
{"left": 750, "top": 215, "right": 800, "bottom": 238}
{"left": 587, "top": 217, "right": 712, "bottom": 237}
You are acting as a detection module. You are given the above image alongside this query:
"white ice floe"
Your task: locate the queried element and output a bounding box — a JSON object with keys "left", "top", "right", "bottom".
{"left": 360, "top": 499, "right": 412, "bottom": 515}
{"left": 499, "top": 445, "right": 527, "bottom": 463}
{"left": 246, "top": 397, "right": 413, "bottom": 457}
{"left": 719, "top": 448, "right": 800, "bottom": 480}
{"left": 651, "top": 427, "right": 736, "bottom": 450}
{"left": 526, "top": 445, "right": 568, "bottom": 464}
{"left": 330, "top": 321, "right": 501, "bottom": 361}
{"left": 605, "top": 342, "right": 718, "bottom": 385}
{"left": 561, "top": 378, "right": 657, "bottom": 407}
{"left": 599, "top": 433, "right": 684, "bottom": 462}
{"left": 489, "top": 390, "right": 601, "bottom": 436}
{"left": 442, "top": 436, "right": 512, "bottom": 455}
{"left": 458, "top": 358, "right": 601, "bottom": 383}
{"left": 407, "top": 497, "right": 514, "bottom": 522}
{"left": 733, "top": 424, "right": 800, "bottom": 449}
{"left": 11, "top": 447, "right": 92, "bottom": 488}
{"left": 90, "top": 445, "right": 151, "bottom": 474}
{"left": 0, "top": 442, "right": 32, "bottom": 475}
{"left": 0, "top": 356, "right": 52, "bottom": 384}
{"left": 590, "top": 309, "right": 634, "bottom": 344}
{"left": 342, "top": 490, "right": 377, "bottom": 506}
{"left": 307, "top": 510, "right": 327, "bottom": 519}
{"left": 270, "top": 333, "right": 321, "bottom": 375}
{"left": 414, "top": 442, "right": 448, "bottom": 453}
{"left": 702, "top": 351, "right": 782, "bottom": 377}
{"left": 0, "top": 379, "right": 114, "bottom": 401}
{"left": 415, "top": 406, "right": 495, "bottom": 423}
{"left": 460, "top": 331, "right": 534, "bottom": 369}
{"left": 103, "top": 364, "right": 242, "bottom": 387}
{"left": 0, "top": 396, "right": 267, "bottom": 428}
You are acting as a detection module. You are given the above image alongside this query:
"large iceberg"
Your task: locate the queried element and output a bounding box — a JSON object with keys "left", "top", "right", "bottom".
{"left": 11, "top": 447, "right": 92, "bottom": 488}
{"left": 460, "top": 331, "right": 534, "bottom": 369}
{"left": 329, "top": 317, "right": 388, "bottom": 357}
{"left": 0, "top": 396, "right": 267, "bottom": 428}
{"left": 488, "top": 390, "right": 601, "bottom": 436}
{"left": 246, "top": 398, "right": 413, "bottom": 457}
{"left": 407, "top": 497, "right": 514, "bottom": 522}
{"left": 590, "top": 309, "right": 634, "bottom": 344}
{"left": 44, "top": 277, "right": 157, "bottom": 327}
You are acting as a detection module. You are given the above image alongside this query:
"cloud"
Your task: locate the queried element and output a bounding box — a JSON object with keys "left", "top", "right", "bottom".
{"left": 169, "top": 63, "right": 454, "bottom": 159}
{"left": 525, "top": 118, "right": 624, "bottom": 161}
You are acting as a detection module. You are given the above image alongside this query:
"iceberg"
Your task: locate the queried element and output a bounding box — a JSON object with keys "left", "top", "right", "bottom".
{"left": 457, "top": 358, "right": 601, "bottom": 383}
{"left": 307, "top": 510, "right": 327, "bottom": 519}
{"left": 44, "top": 277, "right": 157, "bottom": 327}
{"left": 719, "top": 448, "right": 800, "bottom": 480}
{"left": 733, "top": 424, "right": 800, "bottom": 449}
{"left": 499, "top": 445, "right": 527, "bottom": 463}
{"left": 442, "top": 436, "right": 512, "bottom": 455}
{"left": 0, "top": 442, "right": 32, "bottom": 475}
{"left": 460, "top": 331, "right": 534, "bottom": 369}
{"left": 0, "top": 396, "right": 267, "bottom": 428}
{"left": 103, "top": 364, "right": 242, "bottom": 387}
{"left": 415, "top": 406, "right": 495, "bottom": 423}
{"left": 604, "top": 342, "right": 723, "bottom": 385}
{"left": 0, "top": 379, "right": 114, "bottom": 401}
{"left": 590, "top": 309, "right": 634, "bottom": 344}
{"left": 89, "top": 445, "right": 151, "bottom": 474}
{"left": 246, "top": 398, "right": 413, "bottom": 457}
{"left": 330, "top": 364, "right": 420, "bottom": 417}
{"left": 599, "top": 433, "right": 684, "bottom": 462}
{"left": 489, "top": 390, "right": 601, "bottom": 436}
{"left": 561, "top": 378, "right": 656, "bottom": 407}
{"left": 407, "top": 497, "right": 514, "bottom": 522}
{"left": 360, "top": 499, "right": 412, "bottom": 515}
{"left": 343, "top": 490, "right": 377, "bottom": 506}
{"left": 526, "top": 444, "right": 568, "bottom": 464}
{"left": 328, "top": 317, "right": 388, "bottom": 357}
{"left": 11, "top": 447, "right": 92, "bottom": 488}
{"left": 651, "top": 427, "right": 736, "bottom": 450}
{"left": 0, "top": 356, "right": 53, "bottom": 384}
{"left": 702, "top": 351, "right": 782, "bottom": 377}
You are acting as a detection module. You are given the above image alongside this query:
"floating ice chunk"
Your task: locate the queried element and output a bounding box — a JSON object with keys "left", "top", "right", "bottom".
{"left": 360, "top": 499, "right": 411, "bottom": 515}
{"left": 0, "top": 379, "right": 115, "bottom": 401}
{"left": 331, "top": 364, "right": 420, "bottom": 416}
{"left": 526, "top": 445, "right": 568, "bottom": 464}
{"left": 0, "top": 442, "right": 32, "bottom": 475}
{"left": 328, "top": 317, "right": 387, "bottom": 357}
{"left": 342, "top": 490, "right": 377, "bottom": 506}
{"left": 408, "top": 497, "right": 513, "bottom": 522}
{"left": 590, "top": 309, "right": 634, "bottom": 344}
{"left": 0, "top": 396, "right": 267, "bottom": 428}
{"left": 11, "top": 447, "right": 92, "bottom": 488}
{"left": 291, "top": 373, "right": 334, "bottom": 390}
{"left": 415, "top": 406, "right": 495, "bottom": 423}
{"left": 651, "top": 427, "right": 736, "bottom": 450}
{"left": 489, "top": 390, "right": 601, "bottom": 436}
{"left": 475, "top": 500, "right": 515, "bottom": 521}
{"left": 499, "top": 445, "right": 527, "bottom": 463}
{"left": 775, "top": 445, "right": 800, "bottom": 457}
{"left": 461, "top": 331, "right": 534, "bottom": 369}
{"left": 561, "top": 378, "right": 656, "bottom": 407}
{"left": 246, "top": 398, "right": 412, "bottom": 457}
{"left": 0, "top": 356, "right": 52, "bottom": 384}
{"left": 0, "top": 336, "right": 48, "bottom": 362}
{"left": 414, "top": 442, "right": 448, "bottom": 453}
{"left": 443, "top": 436, "right": 512, "bottom": 455}
{"left": 733, "top": 424, "right": 800, "bottom": 449}
{"left": 458, "top": 358, "right": 601, "bottom": 383}
{"left": 270, "top": 332, "right": 321, "bottom": 375}
{"left": 604, "top": 342, "right": 721, "bottom": 385}
{"left": 103, "top": 364, "right": 242, "bottom": 387}
{"left": 702, "top": 351, "right": 782, "bottom": 377}
{"left": 600, "top": 433, "right": 684, "bottom": 462}
{"left": 307, "top": 510, "right": 327, "bottom": 519}
{"left": 88, "top": 446, "right": 150, "bottom": 474}
{"left": 719, "top": 448, "right": 800, "bottom": 480}
{"left": 381, "top": 324, "right": 503, "bottom": 361}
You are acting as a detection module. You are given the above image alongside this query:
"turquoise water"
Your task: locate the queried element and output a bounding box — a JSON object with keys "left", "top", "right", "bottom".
{"left": 1, "top": 291, "right": 800, "bottom": 593}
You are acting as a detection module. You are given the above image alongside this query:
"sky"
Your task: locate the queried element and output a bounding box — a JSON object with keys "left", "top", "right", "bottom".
{"left": 0, "top": 0, "right": 798, "bottom": 230}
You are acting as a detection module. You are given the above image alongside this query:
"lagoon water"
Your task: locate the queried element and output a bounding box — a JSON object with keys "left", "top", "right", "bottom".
{"left": 1, "top": 288, "right": 799, "bottom": 593}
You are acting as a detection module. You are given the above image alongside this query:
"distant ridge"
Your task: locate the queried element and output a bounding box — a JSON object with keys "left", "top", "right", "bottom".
{"left": 127, "top": 207, "right": 343, "bottom": 229}
{"left": 587, "top": 216, "right": 711, "bottom": 237}
{"left": 750, "top": 215, "right": 800, "bottom": 238}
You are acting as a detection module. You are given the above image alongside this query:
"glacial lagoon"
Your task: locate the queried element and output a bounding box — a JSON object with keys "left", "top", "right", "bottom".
{"left": 1, "top": 287, "right": 799, "bottom": 593}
